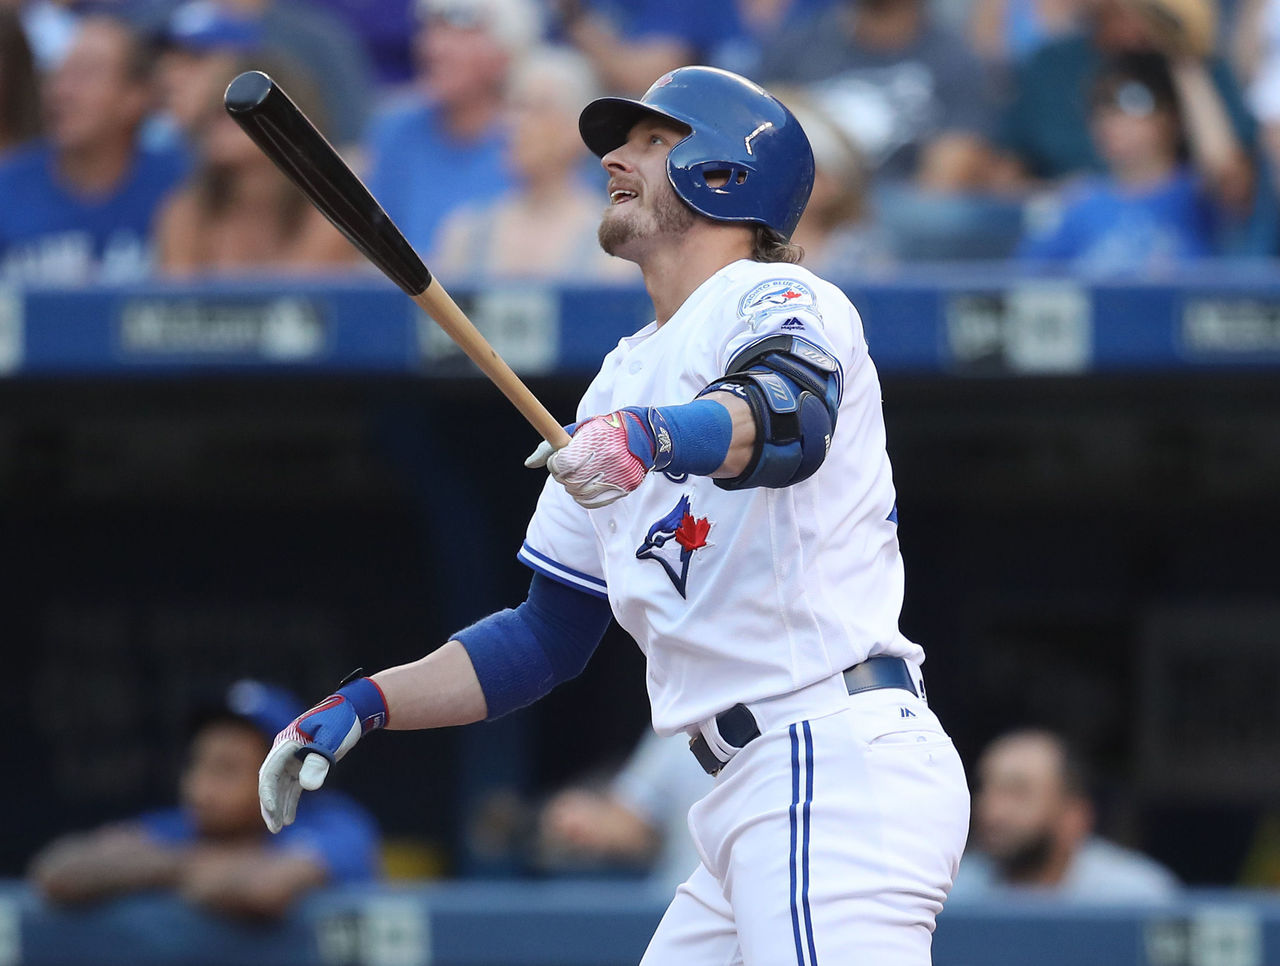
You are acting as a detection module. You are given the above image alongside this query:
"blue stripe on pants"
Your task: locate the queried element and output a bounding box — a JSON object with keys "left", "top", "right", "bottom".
{"left": 789, "top": 724, "right": 804, "bottom": 965}
{"left": 802, "top": 720, "right": 818, "bottom": 966}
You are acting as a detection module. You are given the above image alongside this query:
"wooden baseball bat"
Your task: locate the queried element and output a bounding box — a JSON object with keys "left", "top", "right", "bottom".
{"left": 223, "top": 70, "right": 570, "bottom": 450}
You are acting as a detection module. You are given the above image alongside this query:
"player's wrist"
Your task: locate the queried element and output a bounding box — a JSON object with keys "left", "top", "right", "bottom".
{"left": 614, "top": 408, "right": 658, "bottom": 468}
{"left": 335, "top": 676, "right": 389, "bottom": 733}
{"left": 626, "top": 400, "right": 733, "bottom": 477}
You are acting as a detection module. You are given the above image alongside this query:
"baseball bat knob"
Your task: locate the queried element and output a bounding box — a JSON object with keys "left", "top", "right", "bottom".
{"left": 225, "top": 70, "right": 274, "bottom": 115}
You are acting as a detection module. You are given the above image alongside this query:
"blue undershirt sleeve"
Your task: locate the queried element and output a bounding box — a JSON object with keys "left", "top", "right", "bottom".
{"left": 453, "top": 573, "right": 614, "bottom": 719}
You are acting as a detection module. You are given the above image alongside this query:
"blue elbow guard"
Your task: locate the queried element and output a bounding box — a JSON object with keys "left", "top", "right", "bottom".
{"left": 700, "top": 335, "right": 841, "bottom": 490}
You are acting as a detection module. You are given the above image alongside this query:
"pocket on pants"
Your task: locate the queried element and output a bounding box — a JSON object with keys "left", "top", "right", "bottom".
{"left": 848, "top": 690, "right": 949, "bottom": 747}
{"left": 869, "top": 729, "right": 954, "bottom": 748}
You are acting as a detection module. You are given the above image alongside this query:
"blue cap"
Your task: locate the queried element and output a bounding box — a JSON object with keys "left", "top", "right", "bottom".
{"left": 165, "top": 1, "right": 262, "bottom": 53}
{"left": 225, "top": 680, "right": 303, "bottom": 738}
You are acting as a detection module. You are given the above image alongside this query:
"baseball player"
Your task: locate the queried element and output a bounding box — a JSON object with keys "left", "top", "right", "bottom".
{"left": 259, "top": 66, "right": 970, "bottom": 964}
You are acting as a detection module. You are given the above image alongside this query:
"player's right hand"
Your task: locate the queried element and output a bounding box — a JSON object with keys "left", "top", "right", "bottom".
{"left": 524, "top": 410, "right": 656, "bottom": 509}
{"left": 258, "top": 675, "right": 388, "bottom": 834}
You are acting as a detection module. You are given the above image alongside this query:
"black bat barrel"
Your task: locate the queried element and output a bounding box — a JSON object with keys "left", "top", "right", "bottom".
{"left": 224, "top": 70, "right": 431, "bottom": 296}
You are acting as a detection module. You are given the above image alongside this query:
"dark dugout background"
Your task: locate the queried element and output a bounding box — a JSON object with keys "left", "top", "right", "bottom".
{"left": 2, "top": 369, "right": 1278, "bottom": 883}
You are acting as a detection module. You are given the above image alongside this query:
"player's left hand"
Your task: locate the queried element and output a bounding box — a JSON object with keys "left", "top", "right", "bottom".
{"left": 525, "top": 409, "right": 656, "bottom": 509}
{"left": 258, "top": 675, "right": 387, "bottom": 834}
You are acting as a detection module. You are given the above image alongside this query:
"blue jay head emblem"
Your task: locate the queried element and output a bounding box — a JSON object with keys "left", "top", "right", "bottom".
{"left": 635, "top": 494, "right": 711, "bottom": 599}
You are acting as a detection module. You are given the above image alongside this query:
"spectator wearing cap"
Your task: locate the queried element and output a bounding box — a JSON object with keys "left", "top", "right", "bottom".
{"left": 431, "top": 46, "right": 632, "bottom": 282}
{"left": 0, "top": 14, "right": 187, "bottom": 284}
{"left": 153, "top": 0, "right": 263, "bottom": 146}
{"left": 29, "top": 680, "right": 380, "bottom": 919}
{"left": 1016, "top": 53, "right": 1221, "bottom": 272}
{"left": 992, "top": 0, "right": 1256, "bottom": 224}
{"left": 364, "top": 0, "right": 542, "bottom": 258}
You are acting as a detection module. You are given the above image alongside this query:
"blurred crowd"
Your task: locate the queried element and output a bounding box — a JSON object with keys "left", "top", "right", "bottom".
{"left": 1, "top": 0, "right": 1280, "bottom": 285}
{"left": 27, "top": 678, "right": 1191, "bottom": 918}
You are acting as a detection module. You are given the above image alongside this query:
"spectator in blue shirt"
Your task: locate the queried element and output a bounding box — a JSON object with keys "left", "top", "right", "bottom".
{"left": 1017, "top": 53, "right": 1219, "bottom": 273}
{"left": 430, "top": 46, "right": 632, "bottom": 282}
{"left": 29, "top": 681, "right": 380, "bottom": 919}
{"left": 0, "top": 14, "right": 187, "bottom": 284}
{"left": 365, "top": 0, "right": 542, "bottom": 258}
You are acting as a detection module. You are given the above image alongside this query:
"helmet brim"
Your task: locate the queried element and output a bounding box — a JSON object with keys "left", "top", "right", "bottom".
{"left": 579, "top": 96, "right": 692, "bottom": 157}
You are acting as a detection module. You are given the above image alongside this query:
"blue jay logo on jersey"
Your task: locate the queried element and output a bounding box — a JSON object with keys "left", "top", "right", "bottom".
{"left": 635, "top": 494, "right": 711, "bottom": 599}
{"left": 738, "top": 278, "right": 820, "bottom": 330}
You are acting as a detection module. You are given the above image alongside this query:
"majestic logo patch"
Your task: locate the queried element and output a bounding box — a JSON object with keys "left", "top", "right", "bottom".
{"left": 655, "top": 426, "right": 672, "bottom": 456}
{"left": 780, "top": 317, "right": 805, "bottom": 331}
{"left": 737, "top": 279, "right": 820, "bottom": 330}
{"left": 635, "top": 494, "right": 711, "bottom": 598}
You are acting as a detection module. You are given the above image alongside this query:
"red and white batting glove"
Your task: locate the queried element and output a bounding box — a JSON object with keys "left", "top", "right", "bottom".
{"left": 258, "top": 674, "right": 387, "bottom": 833}
{"left": 525, "top": 409, "right": 657, "bottom": 509}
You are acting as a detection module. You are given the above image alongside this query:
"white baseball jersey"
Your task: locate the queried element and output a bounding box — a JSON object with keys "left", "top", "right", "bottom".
{"left": 519, "top": 258, "right": 924, "bottom": 736}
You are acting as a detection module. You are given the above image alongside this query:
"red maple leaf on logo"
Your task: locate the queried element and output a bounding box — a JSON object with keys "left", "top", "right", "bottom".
{"left": 782, "top": 290, "right": 801, "bottom": 299}
{"left": 674, "top": 513, "right": 710, "bottom": 551}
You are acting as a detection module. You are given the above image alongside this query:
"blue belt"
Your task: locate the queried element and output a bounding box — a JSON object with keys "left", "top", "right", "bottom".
{"left": 688, "top": 656, "right": 919, "bottom": 776}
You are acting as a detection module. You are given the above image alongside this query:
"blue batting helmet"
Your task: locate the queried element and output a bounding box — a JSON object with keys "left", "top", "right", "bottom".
{"left": 579, "top": 66, "right": 815, "bottom": 239}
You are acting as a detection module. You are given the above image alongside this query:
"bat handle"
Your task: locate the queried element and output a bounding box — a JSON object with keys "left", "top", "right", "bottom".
{"left": 413, "top": 280, "right": 571, "bottom": 449}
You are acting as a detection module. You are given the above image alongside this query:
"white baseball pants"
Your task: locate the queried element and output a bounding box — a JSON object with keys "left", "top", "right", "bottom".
{"left": 640, "top": 686, "right": 970, "bottom": 966}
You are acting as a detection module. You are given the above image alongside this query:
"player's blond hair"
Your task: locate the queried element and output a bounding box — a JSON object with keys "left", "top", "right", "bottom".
{"left": 753, "top": 226, "right": 804, "bottom": 264}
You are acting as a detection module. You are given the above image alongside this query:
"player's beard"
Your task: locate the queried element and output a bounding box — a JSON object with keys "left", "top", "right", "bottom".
{"left": 598, "top": 185, "right": 695, "bottom": 258}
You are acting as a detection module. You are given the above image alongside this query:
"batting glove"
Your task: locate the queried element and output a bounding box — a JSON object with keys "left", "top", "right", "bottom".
{"left": 258, "top": 673, "right": 388, "bottom": 834}
{"left": 525, "top": 409, "right": 657, "bottom": 509}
